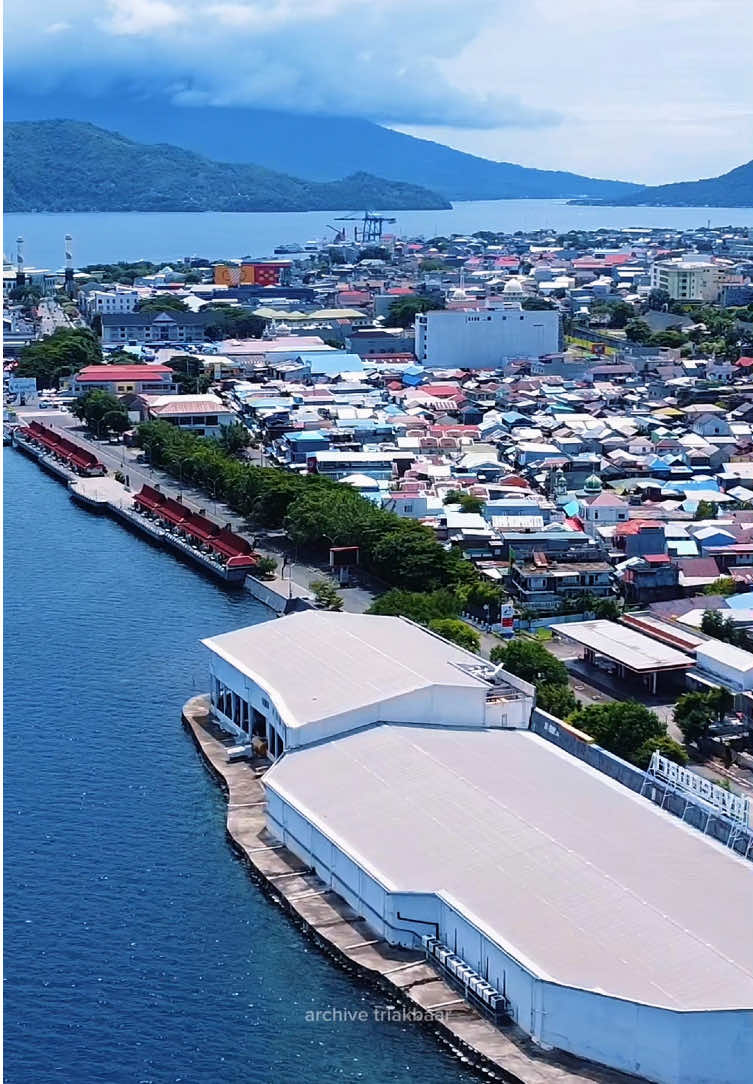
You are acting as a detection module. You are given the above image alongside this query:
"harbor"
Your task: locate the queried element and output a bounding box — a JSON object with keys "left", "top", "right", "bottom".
{"left": 10, "top": 419, "right": 310, "bottom": 603}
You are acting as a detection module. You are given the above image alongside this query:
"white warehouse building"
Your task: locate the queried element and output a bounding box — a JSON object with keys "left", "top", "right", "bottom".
{"left": 415, "top": 301, "right": 561, "bottom": 369}
{"left": 202, "top": 612, "right": 753, "bottom": 1084}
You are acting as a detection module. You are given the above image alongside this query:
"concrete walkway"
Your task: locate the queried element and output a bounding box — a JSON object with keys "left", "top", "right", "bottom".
{"left": 41, "top": 415, "right": 373, "bottom": 613}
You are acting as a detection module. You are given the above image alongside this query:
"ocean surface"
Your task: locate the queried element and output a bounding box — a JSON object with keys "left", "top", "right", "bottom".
{"left": 5, "top": 200, "right": 753, "bottom": 267}
{"left": 3, "top": 449, "right": 475, "bottom": 1084}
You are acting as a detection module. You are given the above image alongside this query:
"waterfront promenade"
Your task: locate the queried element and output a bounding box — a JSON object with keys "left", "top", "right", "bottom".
{"left": 17, "top": 406, "right": 374, "bottom": 613}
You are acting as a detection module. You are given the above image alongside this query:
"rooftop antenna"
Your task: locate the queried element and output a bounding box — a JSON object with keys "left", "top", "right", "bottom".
{"left": 64, "top": 234, "right": 74, "bottom": 296}
{"left": 15, "top": 236, "right": 25, "bottom": 286}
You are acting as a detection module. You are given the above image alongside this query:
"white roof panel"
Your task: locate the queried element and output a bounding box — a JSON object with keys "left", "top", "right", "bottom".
{"left": 203, "top": 612, "right": 489, "bottom": 728}
{"left": 266, "top": 725, "right": 753, "bottom": 1010}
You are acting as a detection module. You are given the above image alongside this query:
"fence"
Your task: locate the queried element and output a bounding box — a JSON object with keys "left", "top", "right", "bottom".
{"left": 530, "top": 708, "right": 753, "bottom": 860}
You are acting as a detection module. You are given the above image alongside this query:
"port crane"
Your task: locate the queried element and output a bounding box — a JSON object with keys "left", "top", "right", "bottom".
{"left": 334, "top": 211, "right": 396, "bottom": 245}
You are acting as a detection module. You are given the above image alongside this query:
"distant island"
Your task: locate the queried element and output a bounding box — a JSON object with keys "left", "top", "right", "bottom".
{"left": 571, "top": 159, "right": 753, "bottom": 207}
{"left": 3, "top": 120, "right": 452, "bottom": 213}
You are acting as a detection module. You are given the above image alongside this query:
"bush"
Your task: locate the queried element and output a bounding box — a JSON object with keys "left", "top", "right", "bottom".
{"left": 428, "top": 619, "right": 480, "bottom": 653}
{"left": 309, "top": 579, "right": 343, "bottom": 611}
{"left": 251, "top": 555, "right": 278, "bottom": 580}
{"left": 536, "top": 682, "right": 578, "bottom": 719}
{"left": 568, "top": 701, "right": 665, "bottom": 765}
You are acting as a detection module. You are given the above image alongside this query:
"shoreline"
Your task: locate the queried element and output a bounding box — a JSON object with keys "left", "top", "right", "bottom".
{"left": 9, "top": 435, "right": 303, "bottom": 609}
{"left": 181, "top": 694, "right": 638, "bottom": 1084}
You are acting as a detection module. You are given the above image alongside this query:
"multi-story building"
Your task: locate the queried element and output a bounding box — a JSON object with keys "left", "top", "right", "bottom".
{"left": 415, "top": 302, "right": 561, "bottom": 369}
{"left": 508, "top": 557, "right": 614, "bottom": 614}
{"left": 99, "top": 310, "right": 208, "bottom": 346}
{"left": 650, "top": 259, "right": 720, "bottom": 302}
{"left": 69, "top": 364, "right": 177, "bottom": 397}
{"left": 84, "top": 289, "right": 139, "bottom": 318}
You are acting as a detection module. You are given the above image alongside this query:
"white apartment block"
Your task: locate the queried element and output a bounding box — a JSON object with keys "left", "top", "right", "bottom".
{"left": 86, "top": 289, "right": 140, "bottom": 317}
{"left": 415, "top": 303, "right": 561, "bottom": 369}
{"left": 650, "top": 259, "right": 720, "bottom": 303}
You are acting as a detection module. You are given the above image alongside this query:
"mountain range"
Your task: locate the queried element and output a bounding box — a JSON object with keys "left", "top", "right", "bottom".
{"left": 4, "top": 92, "right": 751, "bottom": 211}
{"left": 580, "top": 159, "right": 753, "bottom": 207}
{"left": 4, "top": 90, "right": 641, "bottom": 204}
{"left": 3, "top": 121, "right": 452, "bottom": 213}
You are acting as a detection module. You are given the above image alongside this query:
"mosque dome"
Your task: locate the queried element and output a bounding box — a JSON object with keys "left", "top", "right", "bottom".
{"left": 584, "top": 473, "right": 603, "bottom": 495}
{"left": 503, "top": 276, "right": 525, "bottom": 296}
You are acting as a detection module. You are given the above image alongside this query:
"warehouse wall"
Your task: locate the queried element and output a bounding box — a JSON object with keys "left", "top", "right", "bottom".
{"left": 266, "top": 784, "right": 753, "bottom": 1084}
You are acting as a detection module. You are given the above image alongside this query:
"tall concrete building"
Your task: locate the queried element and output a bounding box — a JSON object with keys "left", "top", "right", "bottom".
{"left": 415, "top": 302, "right": 561, "bottom": 369}
{"left": 650, "top": 259, "right": 720, "bottom": 302}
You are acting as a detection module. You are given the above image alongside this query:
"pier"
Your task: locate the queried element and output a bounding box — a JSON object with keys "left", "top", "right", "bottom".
{"left": 182, "top": 693, "right": 639, "bottom": 1084}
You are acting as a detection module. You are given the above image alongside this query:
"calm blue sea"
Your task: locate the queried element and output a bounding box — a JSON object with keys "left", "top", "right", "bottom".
{"left": 5, "top": 201, "right": 753, "bottom": 267}
{"left": 3, "top": 449, "right": 474, "bottom": 1084}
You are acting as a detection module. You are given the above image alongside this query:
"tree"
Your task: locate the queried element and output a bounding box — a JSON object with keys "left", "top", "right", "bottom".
{"left": 428, "top": 619, "right": 480, "bottom": 653}
{"left": 250, "top": 555, "right": 278, "bottom": 580}
{"left": 607, "top": 301, "right": 633, "bottom": 329}
{"left": 635, "top": 735, "right": 688, "bottom": 769}
{"left": 650, "top": 330, "right": 688, "bottom": 348}
{"left": 703, "top": 576, "right": 737, "bottom": 596}
{"left": 385, "top": 296, "right": 444, "bottom": 328}
{"left": 444, "top": 489, "right": 484, "bottom": 514}
{"left": 136, "top": 294, "right": 188, "bottom": 314}
{"left": 536, "top": 682, "right": 578, "bottom": 719}
{"left": 168, "top": 354, "right": 213, "bottom": 394}
{"left": 648, "top": 288, "right": 671, "bottom": 310}
{"left": 418, "top": 259, "right": 445, "bottom": 272}
{"left": 309, "top": 579, "right": 344, "bottom": 611}
{"left": 217, "top": 422, "right": 251, "bottom": 457}
{"left": 521, "top": 297, "right": 555, "bottom": 311}
{"left": 674, "top": 690, "right": 725, "bottom": 747}
{"left": 568, "top": 701, "right": 665, "bottom": 763}
{"left": 489, "top": 639, "right": 568, "bottom": 686}
{"left": 368, "top": 589, "right": 460, "bottom": 624}
{"left": 202, "top": 307, "right": 266, "bottom": 341}
{"left": 624, "top": 318, "right": 653, "bottom": 344}
{"left": 71, "top": 389, "right": 130, "bottom": 435}
{"left": 694, "top": 499, "right": 717, "bottom": 521}
{"left": 15, "top": 328, "right": 102, "bottom": 388}
{"left": 593, "top": 597, "right": 622, "bottom": 620}
{"left": 358, "top": 246, "right": 389, "bottom": 263}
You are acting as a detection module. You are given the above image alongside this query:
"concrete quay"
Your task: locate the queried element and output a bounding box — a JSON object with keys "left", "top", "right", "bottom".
{"left": 182, "top": 694, "right": 639, "bottom": 1084}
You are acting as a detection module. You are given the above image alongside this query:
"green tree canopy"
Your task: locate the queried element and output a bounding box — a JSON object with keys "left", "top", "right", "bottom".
{"left": 624, "top": 318, "right": 653, "bottom": 344}
{"left": 428, "top": 619, "right": 480, "bottom": 653}
{"left": 15, "top": 328, "right": 102, "bottom": 388}
{"left": 368, "top": 589, "right": 460, "bottom": 624}
{"left": 568, "top": 701, "right": 665, "bottom": 763}
{"left": 217, "top": 422, "right": 251, "bottom": 457}
{"left": 71, "top": 389, "right": 129, "bottom": 435}
{"left": 489, "top": 639, "right": 568, "bottom": 686}
{"left": 536, "top": 682, "right": 578, "bottom": 719}
{"left": 385, "top": 296, "right": 444, "bottom": 328}
{"left": 136, "top": 294, "right": 188, "bottom": 314}
{"left": 673, "top": 690, "right": 726, "bottom": 747}
{"left": 694, "top": 499, "right": 718, "bottom": 521}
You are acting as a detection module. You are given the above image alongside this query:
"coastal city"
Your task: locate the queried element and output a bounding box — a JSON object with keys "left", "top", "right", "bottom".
{"left": 5, "top": 216, "right": 753, "bottom": 1083}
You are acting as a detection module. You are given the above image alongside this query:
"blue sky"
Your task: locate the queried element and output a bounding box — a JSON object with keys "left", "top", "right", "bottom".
{"left": 5, "top": 0, "right": 752, "bottom": 183}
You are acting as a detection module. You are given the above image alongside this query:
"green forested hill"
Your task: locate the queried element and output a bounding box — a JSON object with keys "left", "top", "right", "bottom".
{"left": 591, "top": 160, "right": 753, "bottom": 207}
{"left": 4, "top": 120, "right": 451, "bottom": 212}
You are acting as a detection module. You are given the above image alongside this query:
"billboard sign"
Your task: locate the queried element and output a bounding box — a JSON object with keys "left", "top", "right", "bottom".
{"left": 647, "top": 752, "right": 750, "bottom": 824}
{"left": 8, "top": 376, "right": 37, "bottom": 396}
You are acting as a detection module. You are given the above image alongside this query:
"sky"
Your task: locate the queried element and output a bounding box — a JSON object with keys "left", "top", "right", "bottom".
{"left": 5, "top": 0, "right": 753, "bottom": 183}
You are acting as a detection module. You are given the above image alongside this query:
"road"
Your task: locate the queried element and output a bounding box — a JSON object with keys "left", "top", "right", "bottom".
{"left": 36, "top": 298, "right": 71, "bottom": 337}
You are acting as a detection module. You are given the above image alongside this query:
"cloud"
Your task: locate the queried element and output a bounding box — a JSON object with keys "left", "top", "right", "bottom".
{"left": 4, "top": 0, "right": 558, "bottom": 130}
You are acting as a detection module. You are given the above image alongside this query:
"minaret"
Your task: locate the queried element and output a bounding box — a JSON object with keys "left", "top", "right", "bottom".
{"left": 64, "top": 234, "right": 74, "bottom": 296}
{"left": 15, "top": 236, "right": 25, "bottom": 287}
